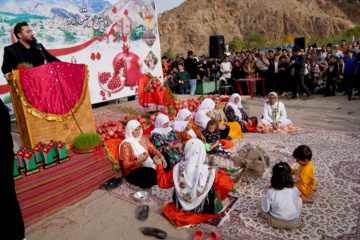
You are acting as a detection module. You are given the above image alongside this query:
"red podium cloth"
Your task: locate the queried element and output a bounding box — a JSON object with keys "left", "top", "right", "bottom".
{"left": 12, "top": 62, "right": 88, "bottom": 121}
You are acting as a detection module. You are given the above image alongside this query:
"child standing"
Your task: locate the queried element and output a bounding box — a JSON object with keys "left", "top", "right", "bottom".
{"left": 292, "top": 145, "right": 316, "bottom": 203}
{"left": 257, "top": 162, "right": 302, "bottom": 229}
{"left": 201, "top": 119, "right": 234, "bottom": 160}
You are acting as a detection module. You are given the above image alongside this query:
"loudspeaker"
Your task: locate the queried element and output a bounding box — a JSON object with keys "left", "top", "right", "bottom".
{"left": 294, "top": 37, "right": 305, "bottom": 51}
{"left": 209, "top": 35, "right": 225, "bottom": 58}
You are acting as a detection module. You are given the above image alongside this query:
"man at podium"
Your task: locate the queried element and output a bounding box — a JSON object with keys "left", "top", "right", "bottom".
{"left": 1, "top": 21, "right": 59, "bottom": 240}
{"left": 1, "top": 21, "right": 60, "bottom": 81}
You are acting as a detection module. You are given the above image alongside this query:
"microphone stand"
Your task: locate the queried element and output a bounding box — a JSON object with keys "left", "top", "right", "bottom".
{"left": 33, "top": 38, "right": 83, "bottom": 133}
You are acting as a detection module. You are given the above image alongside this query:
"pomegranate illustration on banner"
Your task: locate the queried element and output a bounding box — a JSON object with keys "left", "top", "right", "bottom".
{"left": 98, "top": 17, "right": 142, "bottom": 94}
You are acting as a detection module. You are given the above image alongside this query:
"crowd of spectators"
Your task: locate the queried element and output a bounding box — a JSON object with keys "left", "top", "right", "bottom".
{"left": 162, "top": 38, "right": 360, "bottom": 101}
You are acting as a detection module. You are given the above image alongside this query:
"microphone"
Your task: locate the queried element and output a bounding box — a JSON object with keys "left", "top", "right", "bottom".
{"left": 33, "top": 37, "right": 42, "bottom": 50}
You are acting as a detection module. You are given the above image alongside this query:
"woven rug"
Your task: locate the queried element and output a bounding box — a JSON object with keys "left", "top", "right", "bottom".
{"left": 110, "top": 128, "right": 360, "bottom": 240}
{"left": 15, "top": 150, "right": 121, "bottom": 227}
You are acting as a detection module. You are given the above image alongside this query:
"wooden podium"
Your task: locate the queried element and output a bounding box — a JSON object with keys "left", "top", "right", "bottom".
{"left": 8, "top": 65, "right": 95, "bottom": 150}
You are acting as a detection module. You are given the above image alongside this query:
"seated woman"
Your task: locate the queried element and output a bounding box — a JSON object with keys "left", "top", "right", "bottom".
{"left": 119, "top": 120, "right": 167, "bottom": 189}
{"left": 257, "top": 92, "right": 301, "bottom": 134}
{"left": 150, "top": 114, "right": 185, "bottom": 170}
{"left": 172, "top": 109, "right": 205, "bottom": 146}
{"left": 212, "top": 94, "right": 243, "bottom": 140}
{"left": 225, "top": 93, "right": 258, "bottom": 133}
{"left": 153, "top": 139, "right": 234, "bottom": 227}
{"left": 194, "top": 98, "right": 216, "bottom": 131}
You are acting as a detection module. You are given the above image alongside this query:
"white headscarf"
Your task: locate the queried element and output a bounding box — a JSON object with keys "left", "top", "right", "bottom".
{"left": 172, "top": 109, "right": 197, "bottom": 138}
{"left": 151, "top": 114, "right": 172, "bottom": 137}
{"left": 119, "top": 120, "right": 156, "bottom": 169}
{"left": 195, "top": 98, "right": 215, "bottom": 131}
{"left": 225, "top": 93, "right": 243, "bottom": 119}
{"left": 267, "top": 92, "right": 285, "bottom": 122}
{"left": 173, "top": 139, "right": 216, "bottom": 212}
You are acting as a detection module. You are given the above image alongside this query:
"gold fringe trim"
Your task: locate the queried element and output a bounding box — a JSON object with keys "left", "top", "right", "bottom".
{"left": 12, "top": 65, "right": 90, "bottom": 122}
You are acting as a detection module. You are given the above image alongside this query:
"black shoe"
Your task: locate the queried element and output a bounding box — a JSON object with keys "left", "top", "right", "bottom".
{"left": 305, "top": 95, "right": 313, "bottom": 100}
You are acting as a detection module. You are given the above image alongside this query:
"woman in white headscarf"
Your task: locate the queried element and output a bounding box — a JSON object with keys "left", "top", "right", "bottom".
{"left": 194, "top": 98, "right": 216, "bottom": 131}
{"left": 150, "top": 114, "right": 185, "bottom": 170}
{"left": 172, "top": 109, "right": 205, "bottom": 146}
{"left": 153, "top": 139, "right": 233, "bottom": 227}
{"left": 119, "top": 120, "right": 167, "bottom": 189}
{"left": 257, "top": 92, "right": 301, "bottom": 134}
{"left": 225, "top": 93, "right": 258, "bottom": 133}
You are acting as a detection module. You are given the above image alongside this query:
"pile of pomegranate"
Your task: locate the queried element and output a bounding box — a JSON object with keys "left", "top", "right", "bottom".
{"left": 96, "top": 94, "right": 233, "bottom": 142}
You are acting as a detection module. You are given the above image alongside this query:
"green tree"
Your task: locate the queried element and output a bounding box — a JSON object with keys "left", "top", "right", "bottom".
{"left": 246, "top": 33, "right": 268, "bottom": 49}
{"left": 163, "top": 48, "right": 174, "bottom": 60}
{"left": 283, "top": 32, "right": 294, "bottom": 46}
{"left": 229, "top": 35, "right": 244, "bottom": 52}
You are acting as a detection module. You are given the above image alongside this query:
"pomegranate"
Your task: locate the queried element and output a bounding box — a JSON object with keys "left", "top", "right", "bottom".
{"left": 96, "top": 127, "right": 103, "bottom": 134}
{"left": 113, "top": 133, "right": 119, "bottom": 139}
{"left": 105, "top": 135, "right": 111, "bottom": 141}
{"left": 150, "top": 89, "right": 155, "bottom": 93}
{"left": 99, "top": 72, "right": 125, "bottom": 93}
{"left": 162, "top": 109, "right": 169, "bottom": 115}
{"left": 108, "top": 130, "right": 114, "bottom": 137}
{"left": 150, "top": 115, "right": 156, "bottom": 121}
{"left": 113, "top": 44, "right": 142, "bottom": 86}
{"left": 100, "top": 134, "right": 106, "bottom": 141}
{"left": 99, "top": 72, "right": 112, "bottom": 85}
{"left": 161, "top": 87, "right": 167, "bottom": 91}
{"left": 102, "top": 123, "right": 109, "bottom": 128}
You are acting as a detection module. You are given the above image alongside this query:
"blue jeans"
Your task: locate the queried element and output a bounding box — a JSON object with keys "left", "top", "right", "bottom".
{"left": 178, "top": 87, "right": 187, "bottom": 94}
{"left": 189, "top": 79, "right": 197, "bottom": 95}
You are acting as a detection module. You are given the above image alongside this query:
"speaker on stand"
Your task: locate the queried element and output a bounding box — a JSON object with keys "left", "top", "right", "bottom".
{"left": 209, "top": 35, "right": 225, "bottom": 94}
{"left": 294, "top": 37, "right": 306, "bottom": 51}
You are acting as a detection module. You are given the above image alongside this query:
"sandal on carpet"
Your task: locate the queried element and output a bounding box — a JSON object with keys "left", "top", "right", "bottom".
{"left": 106, "top": 177, "right": 123, "bottom": 190}
{"left": 141, "top": 227, "right": 167, "bottom": 239}
{"left": 138, "top": 205, "right": 149, "bottom": 221}
{"left": 100, "top": 177, "right": 116, "bottom": 190}
{"left": 193, "top": 230, "right": 205, "bottom": 240}
{"left": 206, "top": 231, "right": 222, "bottom": 240}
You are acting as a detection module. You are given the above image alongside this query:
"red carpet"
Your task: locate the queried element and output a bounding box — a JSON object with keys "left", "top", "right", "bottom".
{"left": 15, "top": 149, "right": 121, "bottom": 227}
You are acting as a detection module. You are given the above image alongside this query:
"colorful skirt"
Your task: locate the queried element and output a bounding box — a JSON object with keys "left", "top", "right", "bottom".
{"left": 257, "top": 121, "right": 301, "bottom": 134}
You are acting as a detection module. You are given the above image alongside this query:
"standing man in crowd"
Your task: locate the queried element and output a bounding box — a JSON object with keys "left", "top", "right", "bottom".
{"left": 172, "top": 54, "right": 182, "bottom": 73}
{"left": 174, "top": 63, "right": 190, "bottom": 95}
{"left": 289, "top": 46, "right": 313, "bottom": 100}
{"left": 221, "top": 54, "right": 232, "bottom": 84}
{"left": 2, "top": 21, "right": 59, "bottom": 79}
{"left": 256, "top": 52, "right": 269, "bottom": 95}
{"left": 184, "top": 51, "right": 199, "bottom": 95}
{"left": 341, "top": 51, "right": 357, "bottom": 100}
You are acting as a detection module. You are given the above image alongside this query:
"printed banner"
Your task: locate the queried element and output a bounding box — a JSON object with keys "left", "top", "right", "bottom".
{"left": 0, "top": 0, "right": 163, "bottom": 120}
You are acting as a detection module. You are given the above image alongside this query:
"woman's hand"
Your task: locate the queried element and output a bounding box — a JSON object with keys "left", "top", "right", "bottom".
{"left": 200, "top": 135, "right": 206, "bottom": 142}
{"left": 248, "top": 120, "right": 253, "bottom": 127}
{"left": 242, "top": 120, "right": 248, "bottom": 125}
{"left": 175, "top": 143, "right": 182, "bottom": 151}
{"left": 207, "top": 111, "right": 215, "bottom": 119}
{"left": 137, "top": 153, "right": 148, "bottom": 165}
{"left": 185, "top": 123, "right": 192, "bottom": 132}
{"left": 168, "top": 143, "right": 175, "bottom": 151}
{"left": 153, "top": 156, "right": 162, "bottom": 166}
{"left": 160, "top": 155, "right": 168, "bottom": 169}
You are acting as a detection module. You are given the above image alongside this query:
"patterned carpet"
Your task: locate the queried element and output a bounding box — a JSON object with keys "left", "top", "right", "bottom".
{"left": 109, "top": 128, "right": 360, "bottom": 240}
{"left": 15, "top": 150, "right": 121, "bottom": 227}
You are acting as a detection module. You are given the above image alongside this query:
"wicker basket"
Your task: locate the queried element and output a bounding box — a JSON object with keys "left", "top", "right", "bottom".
{"left": 144, "top": 78, "right": 160, "bottom": 92}
{"left": 8, "top": 73, "right": 96, "bottom": 150}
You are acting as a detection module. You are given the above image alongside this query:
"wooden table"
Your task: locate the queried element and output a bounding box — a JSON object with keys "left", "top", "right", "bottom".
{"left": 235, "top": 78, "right": 265, "bottom": 100}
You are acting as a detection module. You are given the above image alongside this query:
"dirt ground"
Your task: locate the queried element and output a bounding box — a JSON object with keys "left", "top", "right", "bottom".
{"left": 17, "top": 93, "right": 360, "bottom": 240}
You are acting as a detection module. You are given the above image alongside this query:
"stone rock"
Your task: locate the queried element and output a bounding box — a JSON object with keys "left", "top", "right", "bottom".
{"left": 159, "top": 0, "right": 359, "bottom": 55}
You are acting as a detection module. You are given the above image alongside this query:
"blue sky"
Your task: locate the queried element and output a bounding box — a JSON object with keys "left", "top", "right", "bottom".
{"left": 156, "top": 0, "right": 185, "bottom": 13}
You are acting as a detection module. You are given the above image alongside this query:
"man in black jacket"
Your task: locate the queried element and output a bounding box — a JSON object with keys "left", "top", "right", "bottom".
{"left": 289, "top": 46, "right": 313, "bottom": 100}
{"left": 184, "top": 50, "right": 199, "bottom": 95}
{"left": 2, "top": 21, "right": 60, "bottom": 80}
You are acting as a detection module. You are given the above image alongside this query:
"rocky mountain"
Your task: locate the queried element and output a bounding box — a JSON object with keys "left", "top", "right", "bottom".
{"left": 158, "top": 0, "right": 360, "bottom": 55}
